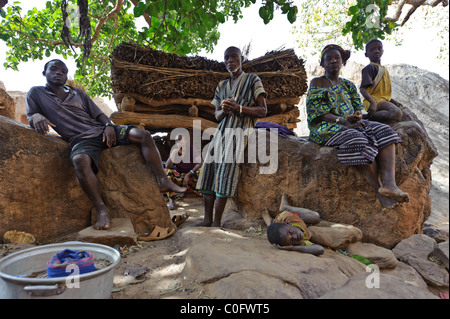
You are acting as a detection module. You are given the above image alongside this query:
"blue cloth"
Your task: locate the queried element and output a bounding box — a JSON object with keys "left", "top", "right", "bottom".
{"left": 255, "top": 122, "right": 295, "bottom": 137}
{"left": 47, "top": 249, "right": 95, "bottom": 278}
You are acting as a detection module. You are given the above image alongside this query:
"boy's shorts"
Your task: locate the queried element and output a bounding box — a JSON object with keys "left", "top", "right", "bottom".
{"left": 70, "top": 124, "right": 135, "bottom": 174}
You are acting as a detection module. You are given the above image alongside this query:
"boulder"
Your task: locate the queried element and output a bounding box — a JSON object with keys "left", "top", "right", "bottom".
{"left": 0, "top": 88, "right": 15, "bottom": 120}
{"left": 232, "top": 111, "right": 437, "bottom": 248}
{"left": 0, "top": 115, "right": 172, "bottom": 242}
{"left": 320, "top": 273, "right": 438, "bottom": 299}
{"left": 393, "top": 234, "right": 449, "bottom": 288}
{"left": 345, "top": 241, "right": 398, "bottom": 269}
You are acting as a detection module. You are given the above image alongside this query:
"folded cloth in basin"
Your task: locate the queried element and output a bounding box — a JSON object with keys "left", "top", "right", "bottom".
{"left": 47, "top": 249, "right": 95, "bottom": 278}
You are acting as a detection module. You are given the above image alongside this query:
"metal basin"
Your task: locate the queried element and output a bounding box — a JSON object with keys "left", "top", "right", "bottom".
{"left": 0, "top": 241, "right": 120, "bottom": 299}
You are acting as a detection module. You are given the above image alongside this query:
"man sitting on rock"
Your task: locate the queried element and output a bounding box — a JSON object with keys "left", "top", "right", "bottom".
{"left": 263, "top": 194, "right": 324, "bottom": 256}
{"left": 26, "top": 59, "right": 186, "bottom": 230}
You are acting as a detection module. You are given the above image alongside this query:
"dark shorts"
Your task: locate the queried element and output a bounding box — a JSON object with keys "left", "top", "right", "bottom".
{"left": 70, "top": 124, "right": 135, "bottom": 174}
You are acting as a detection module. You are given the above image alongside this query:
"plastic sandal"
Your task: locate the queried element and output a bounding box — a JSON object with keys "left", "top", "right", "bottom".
{"left": 137, "top": 225, "right": 175, "bottom": 241}
{"left": 172, "top": 213, "right": 190, "bottom": 226}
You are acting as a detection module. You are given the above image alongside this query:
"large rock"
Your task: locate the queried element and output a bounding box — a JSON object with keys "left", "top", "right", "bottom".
{"left": 232, "top": 112, "right": 437, "bottom": 248}
{"left": 0, "top": 115, "right": 171, "bottom": 242}
{"left": 320, "top": 273, "right": 438, "bottom": 299}
{"left": 0, "top": 88, "right": 15, "bottom": 120}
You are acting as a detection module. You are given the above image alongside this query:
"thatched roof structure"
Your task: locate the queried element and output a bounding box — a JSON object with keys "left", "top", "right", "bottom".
{"left": 111, "top": 42, "right": 307, "bottom": 102}
{"left": 109, "top": 42, "right": 307, "bottom": 131}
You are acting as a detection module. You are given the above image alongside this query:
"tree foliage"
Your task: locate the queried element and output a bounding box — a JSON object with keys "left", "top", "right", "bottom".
{"left": 294, "top": 0, "right": 448, "bottom": 60}
{"left": 0, "top": 0, "right": 447, "bottom": 97}
{"left": 0, "top": 0, "right": 298, "bottom": 97}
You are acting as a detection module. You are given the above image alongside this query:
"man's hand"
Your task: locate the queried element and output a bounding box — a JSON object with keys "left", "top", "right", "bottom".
{"left": 221, "top": 99, "right": 239, "bottom": 114}
{"left": 102, "top": 125, "right": 116, "bottom": 148}
{"left": 31, "top": 113, "right": 56, "bottom": 135}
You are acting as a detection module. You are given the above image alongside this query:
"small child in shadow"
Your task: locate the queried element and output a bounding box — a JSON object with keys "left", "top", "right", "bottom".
{"left": 263, "top": 194, "right": 324, "bottom": 256}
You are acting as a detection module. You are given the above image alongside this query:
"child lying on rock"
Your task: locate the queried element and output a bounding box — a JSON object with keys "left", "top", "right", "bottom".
{"left": 263, "top": 194, "right": 324, "bottom": 256}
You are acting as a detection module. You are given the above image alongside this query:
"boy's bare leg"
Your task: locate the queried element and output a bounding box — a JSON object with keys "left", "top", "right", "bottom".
{"left": 72, "top": 154, "right": 111, "bottom": 230}
{"left": 279, "top": 193, "right": 320, "bottom": 224}
{"left": 128, "top": 128, "right": 186, "bottom": 193}
{"left": 371, "top": 101, "right": 402, "bottom": 123}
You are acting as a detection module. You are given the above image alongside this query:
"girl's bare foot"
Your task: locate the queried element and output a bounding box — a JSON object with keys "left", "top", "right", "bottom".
{"left": 378, "top": 186, "right": 409, "bottom": 204}
{"left": 94, "top": 208, "right": 111, "bottom": 230}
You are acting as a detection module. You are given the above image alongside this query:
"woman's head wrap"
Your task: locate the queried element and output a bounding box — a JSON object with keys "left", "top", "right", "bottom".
{"left": 320, "top": 44, "right": 351, "bottom": 67}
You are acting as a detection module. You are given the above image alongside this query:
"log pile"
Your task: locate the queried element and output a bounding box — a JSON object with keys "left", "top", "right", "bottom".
{"left": 110, "top": 42, "right": 307, "bottom": 131}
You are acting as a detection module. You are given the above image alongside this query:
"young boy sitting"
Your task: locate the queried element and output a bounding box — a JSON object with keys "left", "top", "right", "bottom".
{"left": 263, "top": 194, "right": 324, "bottom": 256}
{"left": 360, "top": 39, "right": 403, "bottom": 123}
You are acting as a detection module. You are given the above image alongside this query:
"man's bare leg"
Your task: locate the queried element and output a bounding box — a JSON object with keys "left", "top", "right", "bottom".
{"left": 128, "top": 128, "right": 186, "bottom": 193}
{"left": 212, "top": 196, "right": 228, "bottom": 227}
{"left": 195, "top": 193, "right": 215, "bottom": 226}
{"left": 72, "top": 154, "right": 110, "bottom": 230}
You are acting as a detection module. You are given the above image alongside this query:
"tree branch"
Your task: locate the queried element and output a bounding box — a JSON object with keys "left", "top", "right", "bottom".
{"left": 90, "top": 0, "right": 125, "bottom": 43}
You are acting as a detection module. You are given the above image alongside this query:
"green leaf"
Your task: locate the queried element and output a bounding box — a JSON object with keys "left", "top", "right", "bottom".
{"left": 287, "top": 6, "right": 297, "bottom": 24}
{"left": 133, "top": 2, "right": 147, "bottom": 17}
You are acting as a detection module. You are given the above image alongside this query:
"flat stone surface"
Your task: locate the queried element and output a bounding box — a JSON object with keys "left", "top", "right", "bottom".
{"left": 76, "top": 218, "right": 137, "bottom": 247}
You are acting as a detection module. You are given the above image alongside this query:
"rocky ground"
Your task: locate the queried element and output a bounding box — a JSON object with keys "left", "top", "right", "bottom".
{"left": 3, "top": 187, "right": 445, "bottom": 300}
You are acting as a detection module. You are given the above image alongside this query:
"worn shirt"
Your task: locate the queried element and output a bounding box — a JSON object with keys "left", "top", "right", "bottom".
{"left": 26, "top": 85, "right": 105, "bottom": 148}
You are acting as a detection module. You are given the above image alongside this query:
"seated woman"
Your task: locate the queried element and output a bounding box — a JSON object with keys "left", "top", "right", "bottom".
{"left": 165, "top": 134, "right": 202, "bottom": 209}
{"left": 306, "top": 44, "right": 409, "bottom": 209}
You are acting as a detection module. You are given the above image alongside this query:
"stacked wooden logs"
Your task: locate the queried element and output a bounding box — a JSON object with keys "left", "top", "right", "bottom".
{"left": 110, "top": 42, "right": 307, "bottom": 131}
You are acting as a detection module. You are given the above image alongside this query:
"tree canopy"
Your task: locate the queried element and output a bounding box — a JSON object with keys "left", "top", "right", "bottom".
{"left": 0, "top": 0, "right": 447, "bottom": 97}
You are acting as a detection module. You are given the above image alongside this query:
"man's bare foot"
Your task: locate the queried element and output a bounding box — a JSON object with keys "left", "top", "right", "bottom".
{"left": 378, "top": 186, "right": 409, "bottom": 204}
{"left": 193, "top": 219, "right": 212, "bottom": 227}
{"left": 377, "top": 193, "right": 399, "bottom": 209}
{"left": 159, "top": 179, "right": 187, "bottom": 193}
{"left": 94, "top": 208, "right": 111, "bottom": 230}
{"left": 279, "top": 193, "right": 289, "bottom": 212}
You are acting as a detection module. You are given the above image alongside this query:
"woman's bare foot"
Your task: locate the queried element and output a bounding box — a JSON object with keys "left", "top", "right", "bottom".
{"left": 378, "top": 186, "right": 409, "bottom": 204}
{"left": 376, "top": 193, "right": 399, "bottom": 209}
{"left": 94, "top": 208, "right": 111, "bottom": 230}
{"left": 159, "top": 179, "right": 187, "bottom": 193}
